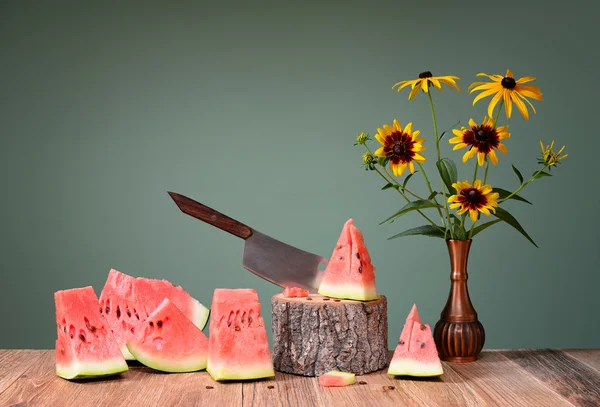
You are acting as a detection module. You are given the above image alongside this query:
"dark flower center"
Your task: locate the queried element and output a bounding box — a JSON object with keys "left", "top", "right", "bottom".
{"left": 501, "top": 77, "right": 516, "bottom": 89}
{"left": 383, "top": 131, "right": 416, "bottom": 164}
{"left": 418, "top": 71, "right": 433, "bottom": 79}
{"left": 475, "top": 130, "right": 488, "bottom": 141}
{"left": 392, "top": 143, "right": 407, "bottom": 155}
{"left": 462, "top": 188, "right": 485, "bottom": 208}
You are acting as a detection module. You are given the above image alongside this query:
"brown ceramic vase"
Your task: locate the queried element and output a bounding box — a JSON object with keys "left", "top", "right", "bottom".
{"left": 433, "top": 239, "right": 485, "bottom": 362}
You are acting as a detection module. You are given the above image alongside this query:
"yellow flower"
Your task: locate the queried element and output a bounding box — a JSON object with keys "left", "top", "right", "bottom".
{"left": 539, "top": 140, "right": 568, "bottom": 168}
{"left": 468, "top": 69, "right": 543, "bottom": 120}
{"left": 449, "top": 117, "right": 511, "bottom": 166}
{"left": 374, "top": 119, "right": 426, "bottom": 176}
{"left": 393, "top": 71, "right": 461, "bottom": 100}
{"left": 448, "top": 180, "right": 499, "bottom": 223}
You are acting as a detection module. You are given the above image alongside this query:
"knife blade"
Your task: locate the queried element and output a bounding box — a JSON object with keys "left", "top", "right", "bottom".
{"left": 167, "top": 191, "right": 327, "bottom": 292}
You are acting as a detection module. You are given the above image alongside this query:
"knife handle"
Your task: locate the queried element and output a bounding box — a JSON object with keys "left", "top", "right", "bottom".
{"left": 168, "top": 192, "right": 253, "bottom": 240}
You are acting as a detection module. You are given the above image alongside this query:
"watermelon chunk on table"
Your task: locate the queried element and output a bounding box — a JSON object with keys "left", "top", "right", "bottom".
{"left": 318, "top": 219, "right": 378, "bottom": 301}
{"left": 206, "top": 288, "right": 275, "bottom": 381}
{"left": 388, "top": 304, "right": 443, "bottom": 377}
{"left": 55, "top": 286, "right": 128, "bottom": 380}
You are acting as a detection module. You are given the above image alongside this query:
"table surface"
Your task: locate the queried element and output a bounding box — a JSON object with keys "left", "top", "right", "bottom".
{"left": 1, "top": 349, "right": 599, "bottom": 407}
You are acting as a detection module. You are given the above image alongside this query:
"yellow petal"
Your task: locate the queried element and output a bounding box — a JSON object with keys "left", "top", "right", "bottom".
{"left": 468, "top": 118, "right": 477, "bottom": 129}
{"left": 375, "top": 133, "right": 386, "bottom": 145}
{"left": 408, "top": 84, "right": 421, "bottom": 100}
{"left": 448, "top": 136, "right": 463, "bottom": 143}
{"left": 505, "top": 69, "right": 514, "bottom": 78}
{"left": 448, "top": 195, "right": 458, "bottom": 203}
{"left": 511, "top": 92, "right": 529, "bottom": 120}
{"left": 504, "top": 90, "right": 513, "bottom": 118}
{"left": 413, "top": 144, "right": 424, "bottom": 152}
{"left": 473, "top": 87, "right": 501, "bottom": 106}
{"left": 477, "top": 152, "right": 485, "bottom": 166}
{"left": 496, "top": 125, "right": 509, "bottom": 133}
{"left": 452, "top": 129, "right": 463, "bottom": 137}
{"left": 396, "top": 163, "right": 407, "bottom": 176}
{"left": 497, "top": 143, "right": 507, "bottom": 154}
{"left": 488, "top": 192, "right": 500, "bottom": 201}
{"left": 516, "top": 76, "right": 536, "bottom": 84}
{"left": 383, "top": 124, "right": 394, "bottom": 133}
{"left": 468, "top": 81, "right": 488, "bottom": 92}
{"left": 453, "top": 143, "right": 468, "bottom": 150}
{"left": 481, "top": 184, "right": 492, "bottom": 195}
{"left": 404, "top": 122, "right": 413, "bottom": 134}
{"left": 480, "top": 207, "right": 491, "bottom": 216}
{"left": 517, "top": 93, "right": 538, "bottom": 115}
{"left": 430, "top": 78, "right": 442, "bottom": 90}
{"left": 392, "top": 80, "right": 416, "bottom": 92}
{"left": 413, "top": 153, "right": 426, "bottom": 162}
{"left": 540, "top": 140, "right": 545, "bottom": 151}
{"left": 393, "top": 119, "right": 402, "bottom": 131}
{"left": 411, "top": 130, "right": 421, "bottom": 139}
{"left": 438, "top": 78, "right": 460, "bottom": 92}
{"left": 469, "top": 209, "right": 479, "bottom": 223}
{"left": 374, "top": 147, "right": 386, "bottom": 157}
{"left": 377, "top": 127, "right": 386, "bottom": 137}
{"left": 409, "top": 161, "right": 415, "bottom": 174}
{"left": 457, "top": 207, "right": 468, "bottom": 215}
{"left": 486, "top": 91, "right": 503, "bottom": 118}
{"left": 488, "top": 149, "right": 499, "bottom": 165}
{"left": 421, "top": 79, "right": 429, "bottom": 92}
{"left": 449, "top": 203, "right": 462, "bottom": 209}
{"left": 498, "top": 132, "right": 511, "bottom": 140}
{"left": 515, "top": 85, "right": 543, "bottom": 100}
{"left": 462, "top": 149, "right": 475, "bottom": 163}
{"left": 474, "top": 179, "right": 482, "bottom": 188}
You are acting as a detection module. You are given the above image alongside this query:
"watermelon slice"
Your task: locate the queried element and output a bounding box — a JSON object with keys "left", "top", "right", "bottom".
{"left": 206, "top": 288, "right": 275, "bottom": 381}
{"left": 387, "top": 304, "right": 443, "bottom": 377}
{"left": 318, "top": 219, "right": 378, "bottom": 301}
{"left": 55, "top": 286, "right": 128, "bottom": 380}
{"left": 99, "top": 269, "right": 210, "bottom": 360}
{"left": 126, "top": 298, "right": 209, "bottom": 373}
{"left": 318, "top": 371, "right": 356, "bottom": 387}
{"left": 282, "top": 286, "right": 309, "bottom": 298}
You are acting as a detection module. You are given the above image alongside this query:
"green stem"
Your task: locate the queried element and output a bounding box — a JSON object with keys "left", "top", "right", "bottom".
{"left": 416, "top": 162, "right": 447, "bottom": 229}
{"left": 472, "top": 157, "right": 479, "bottom": 183}
{"left": 468, "top": 216, "right": 477, "bottom": 239}
{"left": 500, "top": 165, "right": 548, "bottom": 203}
{"left": 493, "top": 100, "right": 505, "bottom": 128}
{"left": 428, "top": 92, "right": 454, "bottom": 239}
{"left": 483, "top": 158, "right": 490, "bottom": 184}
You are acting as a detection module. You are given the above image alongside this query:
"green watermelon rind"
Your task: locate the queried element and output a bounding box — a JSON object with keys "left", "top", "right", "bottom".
{"left": 126, "top": 342, "right": 208, "bottom": 373}
{"left": 192, "top": 300, "right": 210, "bottom": 331}
{"left": 387, "top": 358, "right": 444, "bottom": 377}
{"left": 56, "top": 358, "right": 128, "bottom": 380}
{"left": 206, "top": 362, "right": 275, "bottom": 381}
{"left": 318, "top": 281, "right": 378, "bottom": 301}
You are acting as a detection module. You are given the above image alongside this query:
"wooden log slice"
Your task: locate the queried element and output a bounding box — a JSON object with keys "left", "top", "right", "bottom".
{"left": 271, "top": 293, "right": 388, "bottom": 377}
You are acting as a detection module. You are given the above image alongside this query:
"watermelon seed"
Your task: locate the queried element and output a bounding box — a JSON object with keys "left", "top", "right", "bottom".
{"left": 149, "top": 321, "right": 154, "bottom": 327}
{"left": 356, "top": 253, "right": 360, "bottom": 259}
{"left": 323, "top": 298, "right": 330, "bottom": 301}
{"left": 358, "top": 267, "right": 363, "bottom": 273}
{"left": 105, "top": 306, "right": 110, "bottom": 314}
{"left": 248, "top": 316, "right": 253, "bottom": 324}
{"left": 205, "top": 386, "right": 213, "bottom": 389}
{"left": 63, "top": 326, "right": 66, "bottom": 333}
{"left": 79, "top": 333, "right": 85, "bottom": 342}
{"left": 267, "top": 385, "right": 275, "bottom": 389}
{"left": 116, "top": 307, "right": 121, "bottom": 319}
{"left": 157, "top": 320, "right": 163, "bottom": 328}
{"left": 135, "top": 313, "right": 140, "bottom": 320}
{"left": 334, "top": 299, "right": 341, "bottom": 302}
{"left": 420, "top": 342, "right": 426, "bottom": 349}
{"left": 99, "top": 307, "right": 103, "bottom": 314}
{"left": 399, "top": 340, "right": 405, "bottom": 345}
{"left": 127, "top": 309, "right": 132, "bottom": 318}
{"left": 359, "top": 381, "right": 367, "bottom": 385}
{"left": 420, "top": 324, "right": 426, "bottom": 330}
{"left": 339, "top": 257, "right": 343, "bottom": 260}
{"left": 336, "top": 245, "right": 342, "bottom": 249}
{"left": 235, "top": 326, "right": 240, "bottom": 331}
{"left": 60, "top": 348, "right": 65, "bottom": 354}
{"left": 69, "top": 325, "right": 75, "bottom": 339}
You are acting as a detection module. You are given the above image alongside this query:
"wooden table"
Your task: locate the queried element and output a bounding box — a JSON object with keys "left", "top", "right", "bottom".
{"left": 1, "top": 349, "right": 599, "bottom": 406}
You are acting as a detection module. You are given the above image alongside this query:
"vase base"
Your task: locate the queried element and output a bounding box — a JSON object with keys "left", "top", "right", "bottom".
{"left": 440, "top": 355, "right": 478, "bottom": 363}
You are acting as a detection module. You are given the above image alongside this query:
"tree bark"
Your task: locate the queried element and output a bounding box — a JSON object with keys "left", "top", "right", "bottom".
{"left": 271, "top": 293, "right": 388, "bottom": 376}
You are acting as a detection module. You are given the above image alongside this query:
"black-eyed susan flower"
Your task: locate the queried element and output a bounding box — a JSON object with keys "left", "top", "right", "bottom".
{"left": 374, "top": 119, "right": 426, "bottom": 176}
{"left": 393, "top": 71, "right": 461, "bottom": 100}
{"left": 539, "top": 140, "right": 568, "bottom": 168}
{"left": 448, "top": 180, "right": 500, "bottom": 223}
{"left": 468, "top": 69, "right": 543, "bottom": 120}
{"left": 449, "top": 117, "right": 511, "bottom": 166}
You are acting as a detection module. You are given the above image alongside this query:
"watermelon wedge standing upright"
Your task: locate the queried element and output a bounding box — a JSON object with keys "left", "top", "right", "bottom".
{"left": 99, "top": 269, "right": 210, "bottom": 360}
{"left": 388, "top": 304, "right": 443, "bottom": 377}
{"left": 127, "top": 298, "right": 209, "bottom": 373}
{"left": 206, "top": 288, "right": 275, "bottom": 381}
{"left": 318, "top": 219, "right": 378, "bottom": 301}
{"left": 55, "top": 286, "right": 128, "bottom": 380}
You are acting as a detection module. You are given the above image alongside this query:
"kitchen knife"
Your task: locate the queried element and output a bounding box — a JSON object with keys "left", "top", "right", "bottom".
{"left": 167, "top": 191, "right": 327, "bottom": 292}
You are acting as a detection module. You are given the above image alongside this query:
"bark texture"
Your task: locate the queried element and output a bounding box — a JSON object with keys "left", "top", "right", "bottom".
{"left": 271, "top": 293, "right": 388, "bottom": 376}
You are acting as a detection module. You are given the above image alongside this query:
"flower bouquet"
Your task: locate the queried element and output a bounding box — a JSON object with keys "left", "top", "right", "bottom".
{"left": 355, "top": 70, "right": 567, "bottom": 362}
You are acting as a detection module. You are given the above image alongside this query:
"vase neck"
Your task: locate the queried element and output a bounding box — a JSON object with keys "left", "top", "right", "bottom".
{"left": 440, "top": 239, "right": 477, "bottom": 322}
{"left": 447, "top": 239, "right": 471, "bottom": 281}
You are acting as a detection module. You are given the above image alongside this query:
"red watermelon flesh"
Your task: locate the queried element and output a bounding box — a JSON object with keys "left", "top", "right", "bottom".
{"left": 206, "top": 288, "right": 275, "bottom": 381}
{"left": 282, "top": 286, "right": 309, "bottom": 298}
{"left": 318, "top": 219, "right": 378, "bottom": 301}
{"left": 319, "top": 370, "right": 356, "bottom": 387}
{"left": 55, "top": 286, "right": 128, "bottom": 380}
{"left": 99, "top": 269, "right": 210, "bottom": 361}
{"left": 388, "top": 304, "right": 443, "bottom": 377}
{"left": 126, "top": 298, "right": 209, "bottom": 373}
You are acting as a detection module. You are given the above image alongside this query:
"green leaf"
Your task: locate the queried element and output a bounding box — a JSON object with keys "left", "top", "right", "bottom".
{"left": 436, "top": 158, "right": 458, "bottom": 194}
{"left": 493, "top": 188, "right": 532, "bottom": 205}
{"left": 532, "top": 171, "right": 552, "bottom": 179}
{"left": 428, "top": 191, "right": 439, "bottom": 200}
{"left": 401, "top": 171, "right": 417, "bottom": 191}
{"left": 471, "top": 219, "right": 501, "bottom": 237}
{"left": 380, "top": 200, "right": 442, "bottom": 225}
{"left": 381, "top": 183, "right": 394, "bottom": 190}
{"left": 388, "top": 225, "right": 446, "bottom": 240}
{"left": 439, "top": 121, "right": 460, "bottom": 141}
{"left": 512, "top": 165, "right": 524, "bottom": 184}
{"left": 378, "top": 156, "right": 390, "bottom": 167}
{"left": 492, "top": 207, "right": 538, "bottom": 247}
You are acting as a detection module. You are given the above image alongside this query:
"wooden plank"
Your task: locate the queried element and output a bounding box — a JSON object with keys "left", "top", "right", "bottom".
{"left": 449, "top": 351, "right": 574, "bottom": 407}
{"left": 563, "top": 349, "right": 600, "bottom": 373}
{"left": 153, "top": 370, "right": 242, "bottom": 407}
{"left": 503, "top": 349, "right": 600, "bottom": 407}
{"left": 242, "top": 372, "right": 316, "bottom": 407}
{"left": 0, "top": 350, "right": 46, "bottom": 395}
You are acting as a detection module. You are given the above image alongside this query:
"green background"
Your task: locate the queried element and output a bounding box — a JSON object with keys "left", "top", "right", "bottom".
{"left": 1, "top": 0, "right": 598, "bottom": 350}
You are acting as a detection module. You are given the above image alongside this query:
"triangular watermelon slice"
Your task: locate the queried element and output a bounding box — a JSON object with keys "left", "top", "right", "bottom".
{"left": 318, "top": 219, "right": 378, "bottom": 301}
{"left": 99, "top": 269, "right": 210, "bottom": 360}
{"left": 55, "top": 287, "right": 128, "bottom": 380}
{"left": 388, "top": 304, "right": 443, "bottom": 377}
{"left": 126, "top": 298, "right": 209, "bottom": 373}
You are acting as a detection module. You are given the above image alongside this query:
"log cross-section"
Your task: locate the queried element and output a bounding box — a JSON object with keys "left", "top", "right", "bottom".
{"left": 271, "top": 293, "right": 388, "bottom": 376}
